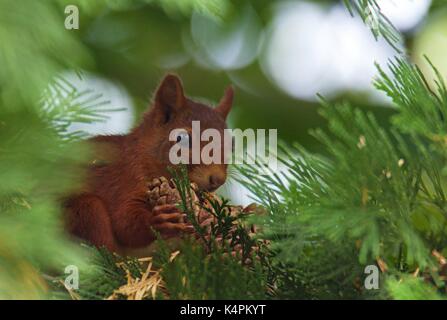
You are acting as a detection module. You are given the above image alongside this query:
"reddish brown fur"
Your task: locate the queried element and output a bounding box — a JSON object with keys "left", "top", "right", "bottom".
{"left": 64, "top": 75, "right": 234, "bottom": 253}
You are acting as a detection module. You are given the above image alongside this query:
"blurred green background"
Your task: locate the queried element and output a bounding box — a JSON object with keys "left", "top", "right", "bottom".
{"left": 58, "top": 0, "right": 388, "bottom": 148}
{"left": 56, "top": 0, "right": 447, "bottom": 151}
{"left": 44, "top": 0, "right": 447, "bottom": 206}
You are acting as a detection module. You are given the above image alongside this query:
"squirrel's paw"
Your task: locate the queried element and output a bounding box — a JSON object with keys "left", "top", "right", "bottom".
{"left": 150, "top": 204, "right": 194, "bottom": 238}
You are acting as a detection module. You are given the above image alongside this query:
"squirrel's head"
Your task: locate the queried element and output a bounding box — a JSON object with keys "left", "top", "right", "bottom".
{"left": 137, "top": 74, "right": 234, "bottom": 192}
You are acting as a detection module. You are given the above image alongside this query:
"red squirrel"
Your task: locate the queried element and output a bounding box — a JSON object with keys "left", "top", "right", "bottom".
{"left": 64, "top": 74, "right": 234, "bottom": 254}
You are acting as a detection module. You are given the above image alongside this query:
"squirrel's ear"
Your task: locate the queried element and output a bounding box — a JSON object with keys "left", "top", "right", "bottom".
{"left": 215, "top": 86, "right": 234, "bottom": 120}
{"left": 154, "top": 74, "right": 185, "bottom": 123}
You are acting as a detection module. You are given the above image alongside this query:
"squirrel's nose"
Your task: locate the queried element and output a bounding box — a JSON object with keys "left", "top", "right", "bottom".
{"left": 208, "top": 174, "right": 225, "bottom": 191}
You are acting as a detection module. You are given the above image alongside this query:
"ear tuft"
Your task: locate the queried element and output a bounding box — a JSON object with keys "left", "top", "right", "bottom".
{"left": 154, "top": 74, "right": 185, "bottom": 123}
{"left": 215, "top": 86, "right": 234, "bottom": 119}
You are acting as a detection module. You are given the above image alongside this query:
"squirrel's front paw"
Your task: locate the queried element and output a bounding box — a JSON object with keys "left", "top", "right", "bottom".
{"left": 150, "top": 204, "right": 194, "bottom": 238}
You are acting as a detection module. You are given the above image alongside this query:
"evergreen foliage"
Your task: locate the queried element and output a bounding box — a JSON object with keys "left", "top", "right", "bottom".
{"left": 238, "top": 58, "right": 447, "bottom": 299}
{"left": 0, "top": 0, "right": 94, "bottom": 299}
{"left": 343, "top": 0, "right": 402, "bottom": 51}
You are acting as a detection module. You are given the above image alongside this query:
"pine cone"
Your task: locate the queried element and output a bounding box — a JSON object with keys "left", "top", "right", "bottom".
{"left": 146, "top": 176, "right": 242, "bottom": 226}
{"left": 146, "top": 176, "right": 268, "bottom": 261}
{"left": 147, "top": 177, "right": 182, "bottom": 208}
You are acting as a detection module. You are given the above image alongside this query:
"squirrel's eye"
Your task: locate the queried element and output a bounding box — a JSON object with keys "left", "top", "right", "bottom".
{"left": 176, "top": 132, "right": 190, "bottom": 148}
